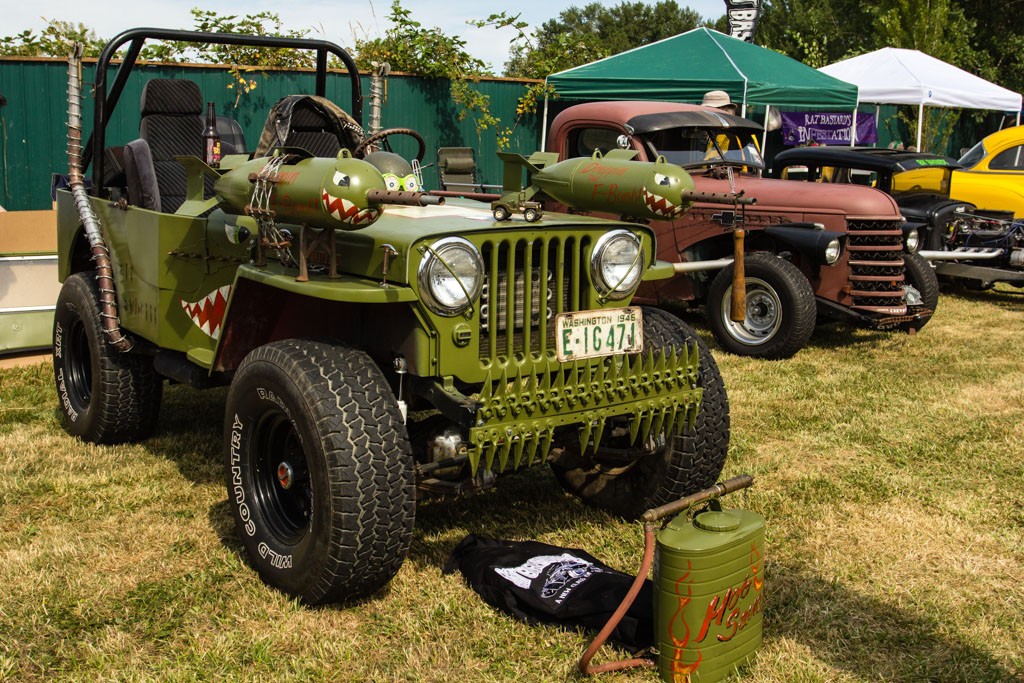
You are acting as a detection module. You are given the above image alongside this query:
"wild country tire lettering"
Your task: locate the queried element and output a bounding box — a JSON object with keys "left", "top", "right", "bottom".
{"left": 259, "top": 542, "right": 293, "bottom": 569}
{"left": 54, "top": 322, "right": 78, "bottom": 422}
{"left": 230, "top": 413, "right": 256, "bottom": 537}
{"left": 231, "top": 397, "right": 295, "bottom": 571}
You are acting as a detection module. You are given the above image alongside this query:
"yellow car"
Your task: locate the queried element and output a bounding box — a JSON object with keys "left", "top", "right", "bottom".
{"left": 953, "top": 125, "right": 1024, "bottom": 217}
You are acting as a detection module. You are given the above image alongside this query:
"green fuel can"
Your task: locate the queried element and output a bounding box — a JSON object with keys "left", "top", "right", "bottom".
{"left": 653, "top": 503, "right": 765, "bottom": 683}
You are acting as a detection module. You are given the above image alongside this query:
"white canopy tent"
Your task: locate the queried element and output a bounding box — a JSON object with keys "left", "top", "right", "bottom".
{"left": 819, "top": 47, "right": 1022, "bottom": 151}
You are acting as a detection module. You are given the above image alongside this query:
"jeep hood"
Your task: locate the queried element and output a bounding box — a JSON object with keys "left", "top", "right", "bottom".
{"left": 302, "top": 198, "right": 656, "bottom": 286}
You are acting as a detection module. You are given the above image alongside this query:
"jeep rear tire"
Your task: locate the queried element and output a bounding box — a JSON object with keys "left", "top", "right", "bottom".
{"left": 550, "top": 308, "right": 729, "bottom": 519}
{"left": 896, "top": 252, "right": 939, "bottom": 332}
{"left": 224, "top": 339, "right": 415, "bottom": 605}
{"left": 52, "top": 272, "right": 163, "bottom": 443}
{"left": 706, "top": 253, "right": 816, "bottom": 360}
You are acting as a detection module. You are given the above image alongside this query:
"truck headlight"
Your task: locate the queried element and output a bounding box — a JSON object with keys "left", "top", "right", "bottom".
{"left": 904, "top": 228, "right": 920, "bottom": 253}
{"left": 825, "top": 238, "right": 841, "bottom": 265}
{"left": 418, "top": 237, "right": 483, "bottom": 316}
{"left": 591, "top": 230, "right": 642, "bottom": 300}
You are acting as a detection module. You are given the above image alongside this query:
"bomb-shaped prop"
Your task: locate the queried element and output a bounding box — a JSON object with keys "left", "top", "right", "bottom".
{"left": 214, "top": 148, "right": 439, "bottom": 231}
{"left": 492, "top": 150, "right": 697, "bottom": 222}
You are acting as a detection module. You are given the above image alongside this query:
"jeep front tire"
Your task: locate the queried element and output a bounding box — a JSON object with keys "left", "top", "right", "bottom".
{"left": 550, "top": 308, "right": 729, "bottom": 519}
{"left": 224, "top": 339, "right": 415, "bottom": 605}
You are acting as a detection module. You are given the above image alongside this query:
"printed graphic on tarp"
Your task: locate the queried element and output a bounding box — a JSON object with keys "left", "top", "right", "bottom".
{"left": 781, "top": 112, "right": 878, "bottom": 146}
{"left": 725, "top": 0, "right": 763, "bottom": 42}
{"left": 444, "top": 534, "right": 654, "bottom": 651}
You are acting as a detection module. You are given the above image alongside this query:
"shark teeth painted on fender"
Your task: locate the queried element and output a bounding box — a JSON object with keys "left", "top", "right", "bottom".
{"left": 321, "top": 189, "right": 382, "bottom": 226}
{"left": 181, "top": 285, "right": 231, "bottom": 340}
{"left": 642, "top": 187, "right": 684, "bottom": 218}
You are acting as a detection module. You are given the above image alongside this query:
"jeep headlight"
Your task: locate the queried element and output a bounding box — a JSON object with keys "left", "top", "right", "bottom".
{"left": 904, "top": 228, "right": 920, "bottom": 253}
{"left": 418, "top": 237, "right": 483, "bottom": 316}
{"left": 591, "top": 230, "right": 642, "bottom": 300}
{"left": 825, "top": 238, "right": 842, "bottom": 265}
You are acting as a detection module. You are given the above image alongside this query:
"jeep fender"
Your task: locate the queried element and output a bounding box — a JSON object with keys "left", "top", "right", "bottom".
{"left": 213, "top": 267, "right": 420, "bottom": 373}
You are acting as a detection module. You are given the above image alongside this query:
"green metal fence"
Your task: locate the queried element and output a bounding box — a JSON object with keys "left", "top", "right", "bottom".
{"left": 0, "top": 57, "right": 542, "bottom": 211}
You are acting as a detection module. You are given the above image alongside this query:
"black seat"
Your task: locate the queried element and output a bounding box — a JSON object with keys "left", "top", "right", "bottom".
{"left": 286, "top": 104, "right": 344, "bottom": 157}
{"left": 138, "top": 79, "right": 205, "bottom": 212}
{"left": 254, "top": 95, "right": 363, "bottom": 158}
{"left": 123, "top": 139, "right": 161, "bottom": 211}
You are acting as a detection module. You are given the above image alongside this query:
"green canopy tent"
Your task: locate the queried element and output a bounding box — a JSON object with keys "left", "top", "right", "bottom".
{"left": 543, "top": 27, "right": 859, "bottom": 146}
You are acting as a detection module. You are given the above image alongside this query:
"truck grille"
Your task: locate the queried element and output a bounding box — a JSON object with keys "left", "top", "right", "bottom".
{"left": 845, "top": 219, "right": 907, "bottom": 311}
{"left": 479, "top": 235, "right": 586, "bottom": 361}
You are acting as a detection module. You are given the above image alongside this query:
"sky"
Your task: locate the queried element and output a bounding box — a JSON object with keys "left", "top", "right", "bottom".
{"left": 8, "top": 0, "right": 729, "bottom": 73}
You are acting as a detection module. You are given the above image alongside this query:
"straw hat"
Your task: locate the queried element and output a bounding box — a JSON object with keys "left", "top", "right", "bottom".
{"left": 702, "top": 90, "right": 735, "bottom": 109}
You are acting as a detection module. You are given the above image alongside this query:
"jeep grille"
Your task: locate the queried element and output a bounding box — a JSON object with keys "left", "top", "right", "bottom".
{"left": 845, "top": 219, "right": 907, "bottom": 311}
{"left": 479, "top": 236, "right": 586, "bottom": 361}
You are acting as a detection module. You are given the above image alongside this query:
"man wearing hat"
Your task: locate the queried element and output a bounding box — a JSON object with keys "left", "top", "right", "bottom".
{"left": 701, "top": 90, "right": 740, "bottom": 159}
{"left": 702, "top": 90, "right": 738, "bottom": 115}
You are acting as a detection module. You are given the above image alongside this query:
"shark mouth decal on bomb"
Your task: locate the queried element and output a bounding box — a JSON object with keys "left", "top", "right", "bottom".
{"left": 321, "top": 171, "right": 382, "bottom": 226}
{"left": 321, "top": 190, "right": 381, "bottom": 225}
{"left": 642, "top": 187, "right": 684, "bottom": 218}
{"left": 181, "top": 285, "right": 230, "bottom": 340}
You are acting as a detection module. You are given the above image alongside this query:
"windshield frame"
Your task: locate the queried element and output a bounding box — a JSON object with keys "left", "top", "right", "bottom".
{"left": 637, "top": 126, "right": 765, "bottom": 173}
{"left": 957, "top": 140, "right": 986, "bottom": 169}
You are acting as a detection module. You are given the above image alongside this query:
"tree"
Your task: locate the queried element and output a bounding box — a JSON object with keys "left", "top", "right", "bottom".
{"left": 503, "top": 1, "right": 706, "bottom": 78}
{"left": 477, "top": 2, "right": 707, "bottom": 126}
{"left": 873, "top": 0, "right": 976, "bottom": 64}
{"left": 757, "top": 0, "right": 874, "bottom": 67}
{"left": 0, "top": 20, "right": 105, "bottom": 57}
{"left": 353, "top": 1, "right": 513, "bottom": 146}
{"left": 959, "top": 0, "right": 1024, "bottom": 95}
{"left": 759, "top": 0, "right": 998, "bottom": 153}
{"left": 141, "top": 10, "right": 316, "bottom": 69}
{"left": 1, "top": 11, "right": 320, "bottom": 67}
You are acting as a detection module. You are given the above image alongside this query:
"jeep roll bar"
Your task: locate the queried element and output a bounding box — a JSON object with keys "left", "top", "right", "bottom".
{"left": 84, "top": 27, "right": 364, "bottom": 192}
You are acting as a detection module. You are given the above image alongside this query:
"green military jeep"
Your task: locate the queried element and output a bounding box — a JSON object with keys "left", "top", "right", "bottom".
{"left": 52, "top": 29, "right": 729, "bottom": 604}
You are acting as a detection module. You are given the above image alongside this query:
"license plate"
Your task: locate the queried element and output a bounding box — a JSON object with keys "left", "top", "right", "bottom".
{"left": 556, "top": 307, "right": 643, "bottom": 361}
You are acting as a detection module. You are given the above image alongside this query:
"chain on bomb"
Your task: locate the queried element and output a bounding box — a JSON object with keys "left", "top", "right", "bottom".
{"left": 213, "top": 149, "right": 441, "bottom": 231}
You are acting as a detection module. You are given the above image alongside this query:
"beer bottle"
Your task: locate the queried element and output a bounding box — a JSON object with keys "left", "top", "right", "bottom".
{"left": 204, "top": 102, "right": 221, "bottom": 168}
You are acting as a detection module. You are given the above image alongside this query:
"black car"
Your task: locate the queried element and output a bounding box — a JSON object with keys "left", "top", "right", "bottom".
{"left": 773, "top": 147, "right": 1024, "bottom": 289}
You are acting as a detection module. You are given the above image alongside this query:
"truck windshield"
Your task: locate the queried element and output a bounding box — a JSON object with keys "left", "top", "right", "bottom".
{"left": 891, "top": 167, "right": 953, "bottom": 197}
{"left": 958, "top": 140, "right": 986, "bottom": 169}
{"left": 641, "top": 127, "right": 765, "bottom": 171}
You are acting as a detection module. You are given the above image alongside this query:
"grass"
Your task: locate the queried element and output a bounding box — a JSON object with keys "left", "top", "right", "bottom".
{"left": 1, "top": 286, "right": 1023, "bottom": 682}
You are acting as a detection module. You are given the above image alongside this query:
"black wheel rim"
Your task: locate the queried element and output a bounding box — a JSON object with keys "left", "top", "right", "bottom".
{"left": 252, "top": 408, "right": 312, "bottom": 544}
{"left": 66, "top": 317, "right": 93, "bottom": 406}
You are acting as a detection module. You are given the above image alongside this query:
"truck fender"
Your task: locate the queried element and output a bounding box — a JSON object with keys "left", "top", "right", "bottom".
{"left": 763, "top": 224, "right": 845, "bottom": 266}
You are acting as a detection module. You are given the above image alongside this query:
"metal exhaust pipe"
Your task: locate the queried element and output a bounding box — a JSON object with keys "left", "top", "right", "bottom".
{"left": 917, "top": 248, "right": 1003, "bottom": 262}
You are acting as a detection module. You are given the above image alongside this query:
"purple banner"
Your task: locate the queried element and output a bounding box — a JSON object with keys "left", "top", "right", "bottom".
{"left": 781, "top": 112, "right": 878, "bottom": 146}
{"left": 726, "top": 0, "right": 762, "bottom": 43}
